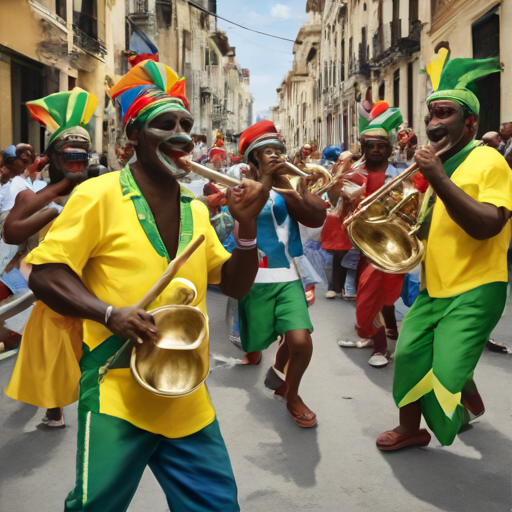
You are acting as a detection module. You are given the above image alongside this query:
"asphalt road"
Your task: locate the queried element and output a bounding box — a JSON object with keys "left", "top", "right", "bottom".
{"left": 0, "top": 287, "right": 510, "bottom": 512}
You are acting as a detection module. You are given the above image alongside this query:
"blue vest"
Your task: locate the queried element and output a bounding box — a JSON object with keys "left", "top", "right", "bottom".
{"left": 256, "top": 191, "right": 303, "bottom": 268}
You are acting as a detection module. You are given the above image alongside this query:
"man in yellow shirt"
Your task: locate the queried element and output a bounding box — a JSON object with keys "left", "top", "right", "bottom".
{"left": 377, "top": 54, "right": 512, "bottom": 450}
{"left": 26, "top": 61, "right": 268, "bottom": 511}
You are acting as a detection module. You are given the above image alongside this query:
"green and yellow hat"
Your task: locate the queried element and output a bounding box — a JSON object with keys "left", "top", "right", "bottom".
{"left": 27, "top": 87, "right": 98, "bottom": 147}
{"left": 426, "top": 51, "right": 501, "bottom": 115}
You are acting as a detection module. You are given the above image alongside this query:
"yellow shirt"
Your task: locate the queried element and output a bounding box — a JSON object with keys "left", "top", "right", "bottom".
{"left": 425, "top": 146, "right": 512, "bottom": 298}
{"left": 27, "top": 169, "right": 230, "bottom": 438}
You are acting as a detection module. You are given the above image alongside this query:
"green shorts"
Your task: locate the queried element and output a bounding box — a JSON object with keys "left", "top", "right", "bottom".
{"left": 238, "top": 279, "right": 313, "bottom": 353}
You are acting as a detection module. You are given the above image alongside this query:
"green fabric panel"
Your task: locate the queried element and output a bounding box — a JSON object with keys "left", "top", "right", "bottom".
{"left": 145, "top": 60, "right": 165, "bottom": 91}
{"left": 393, "top": 282, "right": 507, "bottom": 444}
{"left": 239, "top": 280, "right": 313, "bottom": 352}
{"left": 64, "top": 410, "right": 157, "bottom": 511}
{"left": 79, "top": 336, "right": 126, "bottom": 413}
{"left": 66, "top": 91, "right": 88, "bottom": 131}
{"left": 442, "top": 140, "right": 481, "bottom": 178}
{"left": 119, "top": 166, "right": 194, "bottom": 262}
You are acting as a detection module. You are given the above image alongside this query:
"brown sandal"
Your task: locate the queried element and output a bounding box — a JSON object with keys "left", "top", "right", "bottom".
{"left": 376, "top": 429, "right": 431, "bottom": 451}
{"left": 274, "top": 384, "right": 318, "bottom": 428}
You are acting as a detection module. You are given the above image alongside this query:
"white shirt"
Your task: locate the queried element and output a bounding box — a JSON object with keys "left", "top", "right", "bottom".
{"left": 1, "top": 176, "right": 47, "bottom": 212}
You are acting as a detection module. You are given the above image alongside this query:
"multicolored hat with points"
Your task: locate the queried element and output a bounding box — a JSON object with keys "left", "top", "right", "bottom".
{"left": 426, "top": 52, "right": 501, "bottom": 115}
{"left": 360, "top": 102, "right": 403, "bottom": 142}
{"left": 239, "top": 120, "right": 286, "bottom": 163}
{"left": 27, "top": 88, "right": 98, "bottom": 147}
{"left": 108, "top": 60, "right": 189, "bottom": 137}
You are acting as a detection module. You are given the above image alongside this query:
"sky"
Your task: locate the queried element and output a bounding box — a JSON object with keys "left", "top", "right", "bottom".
{"left": 216, "top": 0, "right": 308, "bottom": 119}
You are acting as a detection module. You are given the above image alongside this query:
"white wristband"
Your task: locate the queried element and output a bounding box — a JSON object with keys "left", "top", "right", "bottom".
{"left": 105, "top": 305, "right": 114, "bottom": 325}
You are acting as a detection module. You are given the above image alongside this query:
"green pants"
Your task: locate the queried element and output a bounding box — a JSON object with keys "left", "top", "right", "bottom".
{"left": 238, "top": 279, "right": 313, "bottom": 353}
{"left": 65, "top": 412, "right": 239, "bottom": 512}
{"left": 393, "top": 281, "right": 507, "bottom": 446}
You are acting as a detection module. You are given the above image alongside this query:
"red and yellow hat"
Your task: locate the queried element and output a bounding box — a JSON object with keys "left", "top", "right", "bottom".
{"left": 239, "top": 120, "right": 286, "bottom": 163}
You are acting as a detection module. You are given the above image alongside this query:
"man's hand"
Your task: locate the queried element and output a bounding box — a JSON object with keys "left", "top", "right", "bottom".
{"left": 414, "top": 146, "right": 445, "bottom": 183}
{"left": 107, "top": 306, "right": 159, "bottom": 346}
{"left": 226, "top": 179, "right": 269, "bottom": 228}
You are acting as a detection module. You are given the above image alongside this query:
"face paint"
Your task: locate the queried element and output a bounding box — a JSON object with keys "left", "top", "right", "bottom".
{"left": 136, "top": 110, "right": 195, "bottom": 178}
{"left": 47, "top": 127, "right": 91, "bottom": 184}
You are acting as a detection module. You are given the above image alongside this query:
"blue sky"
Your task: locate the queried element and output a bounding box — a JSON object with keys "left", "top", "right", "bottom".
{"left": 217, "top": 0, "right": 308, "bottom": 118}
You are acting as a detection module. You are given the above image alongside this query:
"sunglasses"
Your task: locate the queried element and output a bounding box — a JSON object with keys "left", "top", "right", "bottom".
{"left": 363, "top": 142, "right": 389, "bottom": 150}
{"left": 62, "top": 151, "right": 90, "bottom": 162}
{"left": 428, "top": 105, "right": 457, "bottom": 119}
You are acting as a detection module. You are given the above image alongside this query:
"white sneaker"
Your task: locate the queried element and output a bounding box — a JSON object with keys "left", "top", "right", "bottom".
{"left": 325, "top": 291, "right": 337, "bottom": 299}
{"left": 356, "top": 338, "right": 373, "bottom": 348}
{"left": 338, "top": 340, "right": 357, "bottom": 347}
{"left": 368, "top": 352, "right": 388, "bottom": 367}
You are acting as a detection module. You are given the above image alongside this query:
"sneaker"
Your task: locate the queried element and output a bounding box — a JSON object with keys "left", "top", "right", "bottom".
{"left": 387, "top": 337, "right": 398, "bottom": 358}
{"left": 325, "top": 290, "right": 337, "bottom": 299}
{"left": 46, "top": 417, "right": 65, "bottom": 428}
{"left": 356, "top": 338, "right": 373, "bottom": 348}
{"left": 338, "top": 340, "right": 357, "bottom": 347}
{"left": 368, "top": 352, "right": 388, "bottom": 367}
{"left": 342, "top": 293, "right": 357, "bottom": 301}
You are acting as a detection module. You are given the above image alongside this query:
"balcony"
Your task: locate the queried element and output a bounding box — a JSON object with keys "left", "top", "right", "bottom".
{"left": 397, "top": 20, "right": 422, "bottom": 53}
{"left": 73, "top": 11, "right": 106, "bottom": 56}
{"left": 390, "top": 19, "right": 401, "bottom": 47}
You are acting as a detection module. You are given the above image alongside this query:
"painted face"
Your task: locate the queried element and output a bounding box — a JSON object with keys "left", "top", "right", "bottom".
{"left": 361, "top": 139, "right": 391, "bottom": 164}
{"left": 47, "top": 129, "right": 91, "bottom": 184}
{"left": 425, "top": 100, "right": 467, "bottom": 145}
{"left": 255, "top": 145, "right": 284, "bottom": 168}
{"left": 136, "top": 110, "right": 195, "bottom": 178}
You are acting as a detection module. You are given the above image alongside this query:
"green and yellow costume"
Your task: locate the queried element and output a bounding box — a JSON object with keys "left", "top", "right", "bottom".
{"left": 393, "top": 55, "right": 512, "bottom": 445}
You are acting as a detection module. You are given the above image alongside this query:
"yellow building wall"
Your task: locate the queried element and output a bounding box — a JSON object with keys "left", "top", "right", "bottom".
{"left": 0, "top": 58, "right": 13, "bottom": 148}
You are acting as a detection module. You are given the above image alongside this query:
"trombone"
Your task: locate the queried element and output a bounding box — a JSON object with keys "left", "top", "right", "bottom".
{"left": 343, "top": 138, "right": 453, "bottom": 274}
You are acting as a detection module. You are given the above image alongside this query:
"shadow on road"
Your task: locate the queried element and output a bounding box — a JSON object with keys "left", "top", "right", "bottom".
{"left": 211, "top": 364, "right": 321, "bottom": 488}
{"left": 379, "top": 421, "right": 512, "bottom": 512}
{"left": 0, "top": 402, "right": 68, "bottom": 483}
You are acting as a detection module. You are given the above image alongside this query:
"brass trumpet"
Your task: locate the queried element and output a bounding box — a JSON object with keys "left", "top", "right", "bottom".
{"left": 343, "top": 139, "right": 452, "bottom": 274}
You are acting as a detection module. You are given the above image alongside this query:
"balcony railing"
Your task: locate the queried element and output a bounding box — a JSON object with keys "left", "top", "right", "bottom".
{"left": 73, "top": 10, "right": 106, "bottom": 55}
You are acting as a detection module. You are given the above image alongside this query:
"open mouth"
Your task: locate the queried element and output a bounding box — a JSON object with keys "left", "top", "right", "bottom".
{"left": 61, "top": 148, "right": 89, "bottom": 174}
{"left": 426, "top": 127, "right": 448, "bottom": 143}
{"left": 157, "top": 136, "right": 193, "bottom": 177}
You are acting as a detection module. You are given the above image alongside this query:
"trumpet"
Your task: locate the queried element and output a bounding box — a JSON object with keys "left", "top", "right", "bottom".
{"left": 343, "top": 138, "right": 452, "bottom": 274}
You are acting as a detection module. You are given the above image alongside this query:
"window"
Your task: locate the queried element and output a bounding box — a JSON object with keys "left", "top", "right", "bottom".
{"left": 324, "top": 62, "right": 328, "bottom": 88}
{"left": 407, "top": 63, "right": 413, "bottom": 128}
{"left": 409, "top": 0, "right": 419, "bottom": 22}
{"left": 349, "top": 37, "right": 353, "bottom": 72}
{"left": 393, "top": 69, "right": 400, "bottom": 108}
{"left": 56, "top": 0, "right": 67, "bottom": 19}
{"left": 341, "top": 38, "right": 345, "bottom": 81}
{"left": 74, "top": 0, "right": 98, "bottom": 39}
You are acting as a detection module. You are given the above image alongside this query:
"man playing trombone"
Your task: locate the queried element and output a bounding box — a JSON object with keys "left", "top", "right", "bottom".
{"left": 377, "top": 53, "right": 512, "bottom": 450}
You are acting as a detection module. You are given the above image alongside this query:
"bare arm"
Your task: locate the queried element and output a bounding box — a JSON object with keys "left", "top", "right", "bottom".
{"left": 415, "top": 146, "right": 511, "bottom": 240}
{"left": 4, "top": 178, "right": 76, "bottom": 244}
{"left": 29, "top": 263, "right": 158, "bottom": 344}
{"left": 219, "top": 179, "right": 269, "bottom": 300}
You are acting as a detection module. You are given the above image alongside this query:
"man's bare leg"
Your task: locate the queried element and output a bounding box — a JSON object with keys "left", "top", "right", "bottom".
{"left": 393, "top": 401, "right": 422, "bottom": 434}
{"left": 275, "top": 329, "right": 316, "bottom": 425}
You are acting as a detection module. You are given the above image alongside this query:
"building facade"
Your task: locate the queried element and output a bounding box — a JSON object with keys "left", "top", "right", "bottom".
{"left": 273, "top": 0, "right": 511, "bottom": 151}
{"left": 0, "top": 0, "right": 253, "bottom": 159}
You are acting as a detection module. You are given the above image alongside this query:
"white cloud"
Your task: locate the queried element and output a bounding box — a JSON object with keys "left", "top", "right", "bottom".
{"left": 270, "top": 4, "right": 292, "bottom": 19}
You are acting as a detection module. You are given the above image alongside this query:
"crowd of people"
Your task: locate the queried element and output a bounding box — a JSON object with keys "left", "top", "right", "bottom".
{"left": 0, "top": 46, "right": 510, "bottom": 511}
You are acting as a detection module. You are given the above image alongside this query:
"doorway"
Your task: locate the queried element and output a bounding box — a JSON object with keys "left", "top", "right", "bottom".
{"left": 472, "top": 7, "right": 500, "bottom": 137}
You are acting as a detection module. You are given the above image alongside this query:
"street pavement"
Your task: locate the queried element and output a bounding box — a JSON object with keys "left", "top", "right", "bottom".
{"left": 0, "top": 286, "right": 510, "bottom": 512}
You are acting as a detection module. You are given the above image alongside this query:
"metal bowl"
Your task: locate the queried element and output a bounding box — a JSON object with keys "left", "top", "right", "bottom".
{"left": 130, "top": 305, "right": 209, "bottom": 397}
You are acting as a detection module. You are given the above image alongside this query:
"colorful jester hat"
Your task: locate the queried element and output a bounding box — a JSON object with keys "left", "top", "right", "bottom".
{"left": 108, "top": 60, "right": 189, "bottom": 138}
{"left": 26, "top": 88, "right": 98, "bottom": 148}
{"left": 426, "top": 51, "right": 501, "bottom": 115}
{"left": 359, "top": 102, "right": 403, "bottom": 143}
{"left": 239, "top": 120, "right": 286, "bottom": 163}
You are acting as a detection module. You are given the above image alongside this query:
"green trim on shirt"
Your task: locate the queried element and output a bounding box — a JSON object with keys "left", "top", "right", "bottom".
{"left": 120, "top": 165, "right": 194, "bottom": 261}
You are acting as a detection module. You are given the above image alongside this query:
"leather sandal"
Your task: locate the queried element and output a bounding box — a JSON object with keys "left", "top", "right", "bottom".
{"left": 274, "top": 384, "right": 318, "bottom": 428}
{"left": 376, "top": 429, "right": 431, "bottom": 451}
